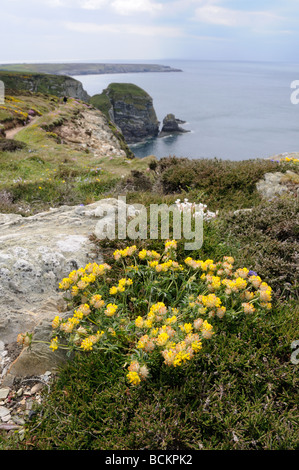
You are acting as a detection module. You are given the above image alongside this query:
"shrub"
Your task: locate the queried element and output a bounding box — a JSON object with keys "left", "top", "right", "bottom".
{"left": 155, "top": 157, "right": 281, "bottom": 210}
{"left": 216, "top": 196, "right": 299, "bottom": 298}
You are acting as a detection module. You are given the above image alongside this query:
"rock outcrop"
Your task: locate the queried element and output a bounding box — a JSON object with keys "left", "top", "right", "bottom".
{"left": 256, "top": 171, "right": 299, "bottom": 199}
{"left": 159, "top": 114, "right": 190, "bottom": 137}
{"left": 90, "top": 83, "right": 159, "bottom": 144}
{"left": 0, "top": 71, "right": 90, "bottom": 101}
{"left": 0, "top": 198, "right": 138, "bottom": 384}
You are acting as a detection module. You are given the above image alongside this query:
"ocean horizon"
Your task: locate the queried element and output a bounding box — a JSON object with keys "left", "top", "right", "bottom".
{"left": 73, "top": 60, "right": 299, "bottom": 161}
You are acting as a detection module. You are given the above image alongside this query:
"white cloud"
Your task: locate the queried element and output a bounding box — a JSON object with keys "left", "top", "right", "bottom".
{"left": 64, "top": 21, "right": 182, "bottom": 37}
{"left": 111, "top": 0, "right": 163, "bottom": 16}
{"left": 42, "top": 0, "right": 163, "bottom": 14}
{"left": 193, "top": 1, "right": 282, "bottom": 27}
{"left": 78, "top": 0, "right": 108, "bottom": 9}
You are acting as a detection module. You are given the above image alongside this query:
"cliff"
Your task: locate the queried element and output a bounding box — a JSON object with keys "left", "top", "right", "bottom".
{"left": 90, "top": 83, "right": 159, "bottom": 144}
{"left": 0, "top": 71, "right": 90, "bottom": 101}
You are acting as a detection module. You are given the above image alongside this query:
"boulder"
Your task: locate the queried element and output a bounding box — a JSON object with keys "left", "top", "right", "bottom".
{"left": 256, "top": 171, "right": 299, "bottom": 199}
{"left": 0, "top": 198, "right": 138, "bottom": 383}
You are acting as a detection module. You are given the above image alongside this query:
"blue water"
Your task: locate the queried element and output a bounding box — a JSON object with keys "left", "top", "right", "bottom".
{"left": 73, "top": 60, "right": 299, "bottom": 160}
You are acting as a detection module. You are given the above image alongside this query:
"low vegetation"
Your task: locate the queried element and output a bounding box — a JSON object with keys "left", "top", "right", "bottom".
{"left": 0, "top": 88, "right": 298, "bottom": 451}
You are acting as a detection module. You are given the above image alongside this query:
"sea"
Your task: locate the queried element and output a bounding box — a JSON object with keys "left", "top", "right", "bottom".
{"left": 73, "top": 60, "right": 299, "bottom": 161}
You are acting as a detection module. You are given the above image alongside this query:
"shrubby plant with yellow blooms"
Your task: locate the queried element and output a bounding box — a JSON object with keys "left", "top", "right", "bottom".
{"left": 18, "top": 240, "right": 273, "bottom": 387}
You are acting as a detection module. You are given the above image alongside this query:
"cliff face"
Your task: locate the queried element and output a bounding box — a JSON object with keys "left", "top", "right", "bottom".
{"left": 91, "top": 83, "right": 159, "bottom": 144}
{"left": 0, "top": 71, "right": 90, "bottom": 101}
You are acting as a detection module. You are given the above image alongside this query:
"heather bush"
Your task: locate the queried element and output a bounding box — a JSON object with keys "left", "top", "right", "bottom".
{"left": 216, "top": 196, "right": 299, "bottom": 297}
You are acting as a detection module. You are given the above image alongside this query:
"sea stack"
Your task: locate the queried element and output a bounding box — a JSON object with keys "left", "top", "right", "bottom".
{"left": 159, "top": 113, "right": 190, "bottom": 137}
{"left": 90, "top": 83, "right": 160, "bottom": 144}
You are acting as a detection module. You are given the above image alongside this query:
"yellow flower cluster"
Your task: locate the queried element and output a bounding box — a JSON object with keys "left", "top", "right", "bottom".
{"left": 43, "top": 241, "right": 274, "bottom": 388}
{"left": 148, "top": 259, "right": 184, "bottom": 273}
{"left": 127, "top": 361, "right": 149, "bottom": 385}
{"left": 129, "top": 299, "right": 214, "bottom": 383}
{"left": 282, "top": 156, "right": 299, "bottom": 163}
{"left": 113, "top": 245, "right": 137, "bottom": 260}
{"left": 110, "top": 278, "right": 133, "bottom": 295}
{"left": 80, "top": 331, "right": 104, "bottom": 351}
{"left": 184, "top": 255, "right": 273, "bottom": 316}
{"left": 59, "top": 262, "right": 111, "bottom": 292}
{"left": 138, "top": 249, "right": 161, "bottom": 260}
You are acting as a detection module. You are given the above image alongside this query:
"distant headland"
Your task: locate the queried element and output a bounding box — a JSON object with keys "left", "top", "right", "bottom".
{"left": 0, "top": 63, "right": 182, "bottom": 76}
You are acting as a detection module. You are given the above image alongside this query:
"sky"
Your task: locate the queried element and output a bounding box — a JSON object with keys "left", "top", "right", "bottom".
{"left": 1, "top": 0, "right": 299, "bottom": 63}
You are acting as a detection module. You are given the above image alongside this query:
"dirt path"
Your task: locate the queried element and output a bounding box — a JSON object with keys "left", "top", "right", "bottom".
{"left": 5, "top": 116, "right": 40, "bottom": 139}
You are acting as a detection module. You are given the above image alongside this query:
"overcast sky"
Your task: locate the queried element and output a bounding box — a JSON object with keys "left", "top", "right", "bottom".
{"left": 1, "top": 0, "right": 299, "bottom": 63}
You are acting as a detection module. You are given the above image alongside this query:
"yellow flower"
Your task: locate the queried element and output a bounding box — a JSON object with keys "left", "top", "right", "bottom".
{"left": 137, "top": 334, "right": 149, "bottom": 349}
{"left": 179, "top": 323, "right": 193, "bottom": 334}
{"left": 216, "top": 306, "right": 226, "bottom": 318}
{"left": 52, "top": 316, "right": 61, "bottom": 329}
{"left": 59, "top": 278, "right": 71, "bottom": 290}
{"left": 173, "top": 351, "right": 191, "bottom": 367}
{"left": 105, "top": 303, "right": 118, "bottom": 317}
{"left": 249, "top": 275, "right": 262, "bottom": 288}
{"left": 77, "top": 304, "right": 91, "bottom": 316}
{"left": 223, "top": 256, "right": 234, "bottom": 264}
{"left": 80, "top": 338, "right": 93, "bottom": 351}
{"left": 50, "top": 336, "right": 59, "bottom": 351}
{"left": 242, "top": 303, "right": 255, "bottom": 314}
{"left": 191, "top": 340, "right": 203, "bottom": 352}
{"left": 165, "top": 239, "right": 177, "bottom": 251}
{"left": 162, "top": 348, "right": 177, "bottom": 366}
{"left": 73, "top": 310, "right": 84, "bottom": 320}
{"left": 234, "top": 277, "right": 247, "bottom": 290}
{"left": 109, "top": 285, "right": 119, "bottom": 295}
{"left": 201, "top": 320, "right": 214, "bottom": 339}
{"left": 138, "top": 249, "right": 147, "bottom": 259}
{"left": 71, "top": 285, "right": 79, "bottom": 297}
{"left": 135, "top": 316, "right": 144, "bottom": 328}
{"left": 90, "top": 294, "right": 105, "bottom": 309}
{"left": 165, "top": 315, "right": 177, "bottom": 325}
{"left": 235, "top": 268, "right": 249, "bottom": 279}
{"left": 127, "top": 371, "right": 141, "bottom": 386}
{"left": 156, "top": 332, "right": 169, "bottom": 347}
{"left": 144, "top": 319, "right": 153, "bottom": 328}
{"left": 201, "top": 294, "right": 222, "bottom": 309}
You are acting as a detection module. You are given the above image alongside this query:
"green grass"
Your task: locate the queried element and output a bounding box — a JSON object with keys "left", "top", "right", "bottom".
{"left": 90, "top": 93, "right": 112, "bottom": 120}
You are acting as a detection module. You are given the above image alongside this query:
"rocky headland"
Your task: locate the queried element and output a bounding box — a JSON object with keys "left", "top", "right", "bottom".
{"left": 0, "top": 71, "right": 90, "bottom": 101}
{"left": 91, "top": 83, "right": 160, "bottom": 144}
{"left": 0, "top": 63, "right": 182, "bottom": 75}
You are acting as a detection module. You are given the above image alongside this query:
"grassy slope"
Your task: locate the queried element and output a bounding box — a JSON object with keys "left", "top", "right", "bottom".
{"left": 0, "top": 90, "right": 298, "bottom": 451}
{"left": 0, "top": 91, "right": 152, "bottom": 215}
